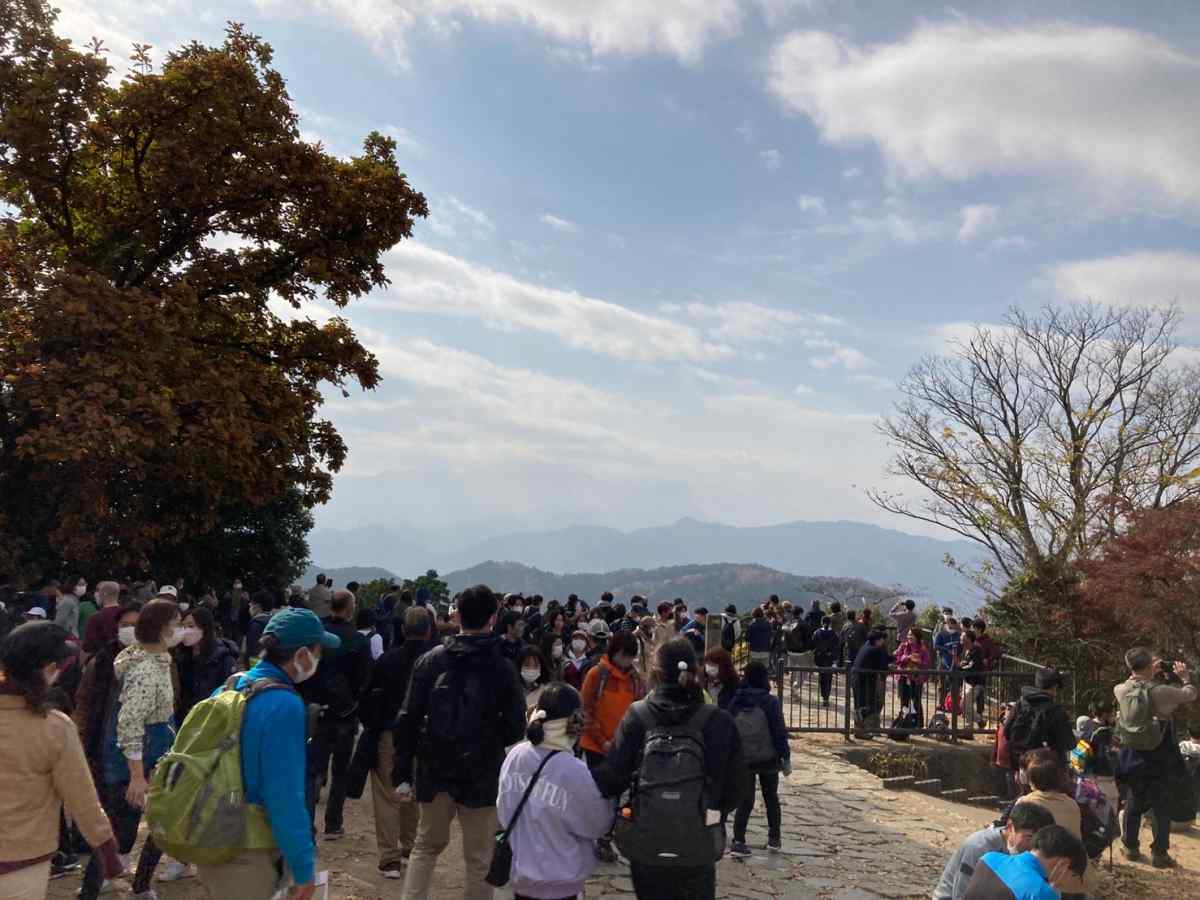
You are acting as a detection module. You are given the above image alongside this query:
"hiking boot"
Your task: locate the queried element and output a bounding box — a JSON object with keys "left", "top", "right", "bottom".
{"left": 1120, "top": 844, "right": 1142, "bottom": 863}
{"left": 325, "top": 827, "right": 346, "bottom": 840}
{"left": 767, "top": 838, "right": 782, "bottom": 852}
{"left": 1151, "top": 853, "right": 1178, "bottom": 869}
{"left": 594, "top": 838, "right": 618, "bottom": 864}
{"left": 729, "top": 841, "right": 752, "bottom": 859}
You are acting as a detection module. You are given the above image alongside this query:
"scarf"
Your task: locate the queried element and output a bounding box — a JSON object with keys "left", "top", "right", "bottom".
{"left": 540, "top": 719, "right": 577, "bottom": 753}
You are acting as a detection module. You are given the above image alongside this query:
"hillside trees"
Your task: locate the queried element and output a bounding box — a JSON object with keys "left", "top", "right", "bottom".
{"left": 0, "top": 1, "right": 427, "bottom": 578}
{"left": 871, "top": 303, "right": 1200, "bottom": 672}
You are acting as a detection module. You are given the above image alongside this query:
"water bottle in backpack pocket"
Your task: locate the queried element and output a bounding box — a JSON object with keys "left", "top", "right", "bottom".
{"left": 614, "top": 703, "right": 725, "bottom": 867}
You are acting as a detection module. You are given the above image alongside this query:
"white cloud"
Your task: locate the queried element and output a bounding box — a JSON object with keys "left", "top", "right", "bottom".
{"left": 663, "top": 300, "right": 843, "bottom": 345}
{"left": 1046, "top": 251, "right": 1200, "bottom": 310}
{"left": 986, "top": 235, "right": 1032, "bottom": 253}
{"left": 797, "top": 194, "right": 826, "bottom": 214}
{"left": 842, "top": 166, "right": 862, "bottom": 180}
{"left": 540, "top": 213, "right": 579, "bottom": 233}
{"left": 768, "top": 22, "right": 1200, "bottom": 211}
{"left": 810, "top": 345, "right": 875, "bottom": 372}
{"left": 760, "top": 148, "right": 784, "bottom": 170}
{"left": 957, "top": 204, "right": 998, "bottom": 243}
{"left": 793, "top": 383, "right": 815, "bottom": 396}
{"left": 813, "top": 212, "right": 938, "bottom": 245}
{"left": 373, "top": 242, "right": 730, "bottom": 362}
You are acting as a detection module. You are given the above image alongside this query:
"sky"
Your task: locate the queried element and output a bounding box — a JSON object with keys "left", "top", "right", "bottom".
{"left": 62, "top": 1, "right": 1200, "bottom": 539}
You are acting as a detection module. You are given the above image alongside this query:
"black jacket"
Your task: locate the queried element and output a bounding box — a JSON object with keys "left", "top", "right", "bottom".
{"left": 300, "top": 617, "right": 372, "bottom": 718}
{"left": 592, "top": 683, "right": 744, "bottom": 815}
{"left": 393, "top": 634, "right": 525, "bottom": 807}
{"left": 243, "top": 612, "right": 271, "bottom": 664}
{"left": 363, "top": 638, "right": 429, "bottom": 732}
{"left": 1006, "top": 686, "right": 1077, "bottom": 761}
{"left": 176, "top": 638, "right": 239, "bottom": 718}
{"left": 811, "top": 627, "right": 840, "bottom": 666}
{"left": 746, "top": 617, "right": 773, "bottom": 653}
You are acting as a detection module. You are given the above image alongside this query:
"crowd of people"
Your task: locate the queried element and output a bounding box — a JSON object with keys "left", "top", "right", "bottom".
{"left": 0, "top": 575, "right": 1195, "bottom": 900}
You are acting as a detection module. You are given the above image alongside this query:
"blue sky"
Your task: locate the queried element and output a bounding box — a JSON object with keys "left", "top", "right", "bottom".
{"left": 66, "top": 1, "right": 1200, "bottom": 538}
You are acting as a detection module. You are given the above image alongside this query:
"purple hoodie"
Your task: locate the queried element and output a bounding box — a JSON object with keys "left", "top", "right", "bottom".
{"left": 498, "top": 741, "right": 614, "bottom": 899}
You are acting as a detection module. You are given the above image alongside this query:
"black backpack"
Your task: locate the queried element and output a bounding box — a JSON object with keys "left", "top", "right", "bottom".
{"left": 422, "top": 650, "right": 497, "bottom": 785}
{"left": 734, "top": 704, "right": 776, "bottom": 767}
{"left": 784, "top": 622, "right": 811, "bottom": 654}
{"left": 614, "top": 703, "right": 724, "bottom": 867}
{"left": 1003, "top": 698, "right": 1053, "bottom": 763}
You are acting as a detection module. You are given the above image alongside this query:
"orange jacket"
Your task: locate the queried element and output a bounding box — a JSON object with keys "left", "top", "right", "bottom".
{"left": 580, "top": 656, "right": 643, "bottom": 755}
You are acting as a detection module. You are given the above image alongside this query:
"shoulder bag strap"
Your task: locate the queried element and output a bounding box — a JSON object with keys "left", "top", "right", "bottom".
{"left": 500, "top": 750, "right": 561, "bottom": 835}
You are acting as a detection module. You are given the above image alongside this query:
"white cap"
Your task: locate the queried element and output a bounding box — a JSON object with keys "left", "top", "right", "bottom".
{"left": 26, "top": 606, "right": 47, "bottom": 619}
{"left": 157, "top": 585, "right": 178, "bottom": 598}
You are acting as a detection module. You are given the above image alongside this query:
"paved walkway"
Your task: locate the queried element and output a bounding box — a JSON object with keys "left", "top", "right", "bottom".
{"left": 575, "top": 742, "right": 989, "bottom": 900}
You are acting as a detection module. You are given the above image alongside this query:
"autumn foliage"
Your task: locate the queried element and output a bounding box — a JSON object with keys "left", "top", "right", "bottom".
{"left": 0, "top": 1, "right": 427, "bottom": 577}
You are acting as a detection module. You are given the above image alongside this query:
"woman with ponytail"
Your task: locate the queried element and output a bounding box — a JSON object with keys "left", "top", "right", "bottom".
{"left": 590, "top": 638, "right": 745, "bottom": 900}
{"left": 498, "top": 684, "right": 614, "bottom": 900}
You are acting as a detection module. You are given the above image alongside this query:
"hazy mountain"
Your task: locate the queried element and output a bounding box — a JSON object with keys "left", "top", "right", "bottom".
{"left": 302, "top": 564, "right": 397, "bottom": 587}
{"left": 307, "top": 517, "right": 984, "bottom": 605}
{"left": 442, "top": 561, "right": 907, "bottom": 612}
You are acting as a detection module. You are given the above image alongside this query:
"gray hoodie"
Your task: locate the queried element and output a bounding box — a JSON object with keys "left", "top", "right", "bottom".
{"left": 498, "top": 741, "right": 614, "bottom": 899}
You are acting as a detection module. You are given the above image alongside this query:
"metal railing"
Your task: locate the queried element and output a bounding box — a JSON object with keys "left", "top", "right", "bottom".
{"left": 776, "top": 666, "right": 1055, "bottom": 741}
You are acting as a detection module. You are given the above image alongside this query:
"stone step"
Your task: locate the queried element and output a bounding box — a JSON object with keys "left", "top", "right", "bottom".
{"left": 881, "top": 775, "right": 915, "bottom": 790}
{"left": 968, "top": 795, "right": 1004, "bottom": 807}
{"left": 940, "top": 788, "right": 969, "bottom": 801}
{"left": 912, "top": 778, "right": 943, "bottom": 795}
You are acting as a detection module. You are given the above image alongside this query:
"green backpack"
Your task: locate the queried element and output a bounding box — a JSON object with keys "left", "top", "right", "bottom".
{"left": 145, "top": 675, "right": 293, "bottom": 864}
{"left": 1115, "top": 678, "right": 1163, "bottom": 752}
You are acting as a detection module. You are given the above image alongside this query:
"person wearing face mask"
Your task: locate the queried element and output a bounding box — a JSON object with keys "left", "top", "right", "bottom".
{"left": 934, "top": 804, "right": 1055, "bottom": 900}
{"left": 0, "top": 622, "right": 127, "bottom": 898}
{"left": 54, "top": 574, "right": 87, "bottom": 638}
{"left": 961, "top": 825, "right": 1087, "bottom": 900}
{"left": 194, "top": 607, "right": 341, "bottom": 900}
{"left": 498, "top": 684, "right": 615, "bottom": 900}
{"left": 517, "top": 646, "right": 550, "bottom": 717}
{"left": 702, "top": 648, "right": 738, "bottom": 710}
{"left": 563, "top": 629, "right": 590, "bottom": 690}
{"left": 77, "top": 578, "right": 100, "bottom": 637}
{"left": 76, "top": 599, "right": 180, "bottom": 900}
{"left": 75, "top": 603, "right": 142, "bottom": 783}
{"left": 540, "top": 633, "right": 566, "bottom": 683}
{"left": 174, "top": 607, "right": 239, "bottom": 721}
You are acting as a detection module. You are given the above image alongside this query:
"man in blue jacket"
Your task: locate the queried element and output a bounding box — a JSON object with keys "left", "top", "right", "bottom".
{"left": 196, "top": 608, "right": 340, "bottom": 900}
{"left": 961, "top": 825, "right": 1086, "bottom": 899}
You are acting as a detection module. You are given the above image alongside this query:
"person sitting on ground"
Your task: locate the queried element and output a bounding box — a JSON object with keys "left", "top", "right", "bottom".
{"left": 499, "top": 684, "right": 615, "bottom": 900}
{"left": 702, "top": 647, "right": 738, "bottom": 710}
{"left": 961, "top": 825, "right": 1087, "bottom": 900}
{"left": 1014, "top": 749, "right": 1088, "bottom": 895}
{"left": 728, "top": 661, "right": 791, "bottom": 859}
{"left": 591, "top": 638, "right": 744, "bottom": 900}
{"left": 1114, "top": 647, "right": 1197, "bottom": 869}
{"left": 933, "top": 802, "right": 1056, "bottom": 900}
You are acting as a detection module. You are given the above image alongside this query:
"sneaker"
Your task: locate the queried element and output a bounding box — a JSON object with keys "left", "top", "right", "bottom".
{"left": 325, "top": 827, "right": 346, "bottom": 840}
{"left": 1120, "top": 844, "right": 1143, "bottom": 863}
{"left": 158, "top": 860, "right": 195, "bottom": 881}
{"left": 767, "top": 838, "right": 782, "bottom": 853}
{"left": 379, "top": 867, "right": 404, "bottom": 880}
{"left": 729, "top": 841, "right": 752, "bottom": 859}
{"left": 50, "top": 854, "right": 80, "bottom": 879}
{"left": 1151, "top": 853, "right": 1178, "bottom": 869}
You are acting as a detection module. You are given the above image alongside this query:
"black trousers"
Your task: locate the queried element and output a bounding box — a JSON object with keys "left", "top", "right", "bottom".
{"left": 1122, "top": 772, "right": 1172, "bottom": 854}
{"left": 79, "top": 781, "right": 163, "bottom": 898}
{"left": 733, "top": 770, "right": 781, "bottom": 844}
{"left": 899, "top": 680, "right": 924, "bottom": 723}
{"left": 630, "top": 862, "right": 716, "bottom": 900}
{"left": 308, "top": 718, "right": 359, "bottom": 832}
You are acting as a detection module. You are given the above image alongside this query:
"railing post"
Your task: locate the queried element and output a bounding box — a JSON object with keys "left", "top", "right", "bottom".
{"left": 843, "top": 668, "right": 853, "bottom": 741}
{"left": 950, "top": 672, "right": 959, "bottom": 744}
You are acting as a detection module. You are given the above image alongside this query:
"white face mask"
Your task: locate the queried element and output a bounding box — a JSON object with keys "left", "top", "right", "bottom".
{"left": 164, "top": 629, "right": 184, "bottom": 648}
{"left": 521, "top": 668, "right": 541, "bottom": 685}
{"left": 180, "top": 627, "right": 203, "bottom": 647}
{"left": 118, "top": 626, "right": 137, "bottom": 647}
{"left": 705, "top": 664, "right": 719, "bottom": 679}
{"left": 571, "top": 639, "right": 587, "bottom": 655}
{"left": 74, "top": 584, "right": 87, "bottom": 597}
{"left": 552, "top": 644, "right": 564, "bottom": 659}
{"left": 293, "top": 648, "right": 320, "bottom": 683}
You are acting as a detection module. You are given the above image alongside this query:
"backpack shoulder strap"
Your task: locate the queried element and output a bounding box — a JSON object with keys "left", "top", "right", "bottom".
{"left": 240, "top": 677, "right": 298, "bottom": 701}
{"left": 500, "top": 749, "right": 560, "bottom": 834}
{"left": 596, "top": 664, "right": 611, "bottom": 701}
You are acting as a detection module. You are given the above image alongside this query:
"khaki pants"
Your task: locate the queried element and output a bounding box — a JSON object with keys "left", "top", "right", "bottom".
{"left": 198, "top": 849, "right": 282, "bottom": 900}
{"left": 373, "top": 730, "right": 419, "bottom": 869}
{"left": 401, "top": 793, "right": 496, "bottom": 900}
{"left": 0, "top": 861, "right": 49, "bottom": 900}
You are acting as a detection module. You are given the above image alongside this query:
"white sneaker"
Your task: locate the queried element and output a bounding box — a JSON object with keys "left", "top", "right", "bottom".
{"left": 158, "top": 860, "right": 195, "bottom": 881}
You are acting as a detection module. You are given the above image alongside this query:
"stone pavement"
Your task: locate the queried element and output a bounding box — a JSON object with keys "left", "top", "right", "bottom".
{"left": 575, "top": 742, "right": 990, "bottom": 900}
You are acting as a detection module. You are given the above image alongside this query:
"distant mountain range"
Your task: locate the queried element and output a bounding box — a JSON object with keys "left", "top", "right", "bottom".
{"left": 305, "top": 517, "right": 986, "bottom": 607}
{"left": 304, "top": 561, "right": 915, "bottom": 612}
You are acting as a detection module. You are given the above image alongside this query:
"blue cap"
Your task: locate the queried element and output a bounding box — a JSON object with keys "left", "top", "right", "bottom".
{"left": 263, "top": 608, "right": 341, "bottom": 651}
